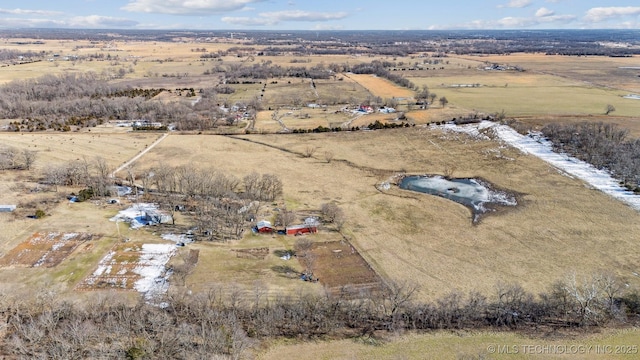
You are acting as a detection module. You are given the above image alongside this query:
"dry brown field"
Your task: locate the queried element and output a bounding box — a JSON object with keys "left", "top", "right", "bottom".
{"left": 458, "top": 53, "right": 640, "bottom": 93}
{"left": 345, "top": 73, "right": 415, "bottom": 99}
{"left": 0, "top": 131, "right": 162, "bottom": 171}
{"left": 309, "top": 241, "right": 384, "bottom": 297}
{"left": 257, "top": 328, "right": 640, "bottom": 360}
{"left": 1, "top": 39, "right": 640, "bottom": 355}
{"left": 128, "top": 129, "right": 640, "bottom": 301}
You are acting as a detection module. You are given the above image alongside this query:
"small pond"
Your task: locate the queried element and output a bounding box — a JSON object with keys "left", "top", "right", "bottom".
{"left": 398, "top": 175, "right": 517, "bottom": 222}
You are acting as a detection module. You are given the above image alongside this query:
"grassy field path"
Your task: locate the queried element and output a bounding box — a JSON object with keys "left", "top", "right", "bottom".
{"left": 111, "top": 132, "right": 168, "bottom": 177}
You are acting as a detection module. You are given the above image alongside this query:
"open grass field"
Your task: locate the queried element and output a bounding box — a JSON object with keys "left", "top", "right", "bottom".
{"left": 130, "top": 128, "right": 640, "bottom": 301}
{"left": 458, "top": 53, "right": 640, "bottom": 93}
{"left": 345, "top": 73, "right": 415, "bottom": 99}
{"left": 2, "top": 37, "right": 640, "bottom": 356}
{"left": 410, "top": 71, "right": 640, "bottom": 117}
{"left": 182, "top": 231, "right": 335, "bottom": 297}
{"left": 257, "top": 328, "right": 640, "bottom": 360}
{"left": 0, "top": 132, "right": 162, "bottom": 172}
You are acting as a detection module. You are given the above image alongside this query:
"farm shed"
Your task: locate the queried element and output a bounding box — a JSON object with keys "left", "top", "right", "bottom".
{"left": 0, "top": 205, "right": 16, "bottom": 212}
{"left": 255, "top": 220, "right": 274, "bottom": 233}
{"left": 285, "top": 217, "right": 319, "bottom": 236}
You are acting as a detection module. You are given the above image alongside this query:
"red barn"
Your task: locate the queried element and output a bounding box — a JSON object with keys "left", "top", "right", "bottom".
{"left": 285, "top": 224, "right": 317, "bottom": 236}
{"left": 256, "top": 220, "right": 274, "bottom": 233}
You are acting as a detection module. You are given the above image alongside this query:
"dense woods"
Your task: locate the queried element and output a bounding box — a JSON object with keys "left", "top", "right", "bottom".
{"left": 2, "top": 273, "right": 639, "bottom": 359}
{"left": 0, "top": 73, "right": 194, "bottom": 130}
{"left": 542, "top": 122, "right": 640, "bottom": 191}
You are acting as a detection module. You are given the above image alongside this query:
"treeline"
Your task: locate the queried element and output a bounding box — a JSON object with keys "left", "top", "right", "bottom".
{"left": 0, "top": 49, "right": 43, "bottom": 61}
{"left": 2, "top": 272, "right": 639, "bottom": 359}
{"left": 348, "top": 61, "right": 416, "bottom": 89}
{"left": 541, "top": 122, "right": 640, "bottom": 191}
{"left": 0, "top": 146, "right": 37, "bottom": 171}
{"left": 0, "top": 73, "right": 259, "bottom": 132}
{"left": 42, "top": 157, "right": 114, "bottom": 196}
{"left": 0, "top": 73, "right": 193, "bottom": 130}
{"left": 219, "top": 62, "right": 333, "bottom": 80}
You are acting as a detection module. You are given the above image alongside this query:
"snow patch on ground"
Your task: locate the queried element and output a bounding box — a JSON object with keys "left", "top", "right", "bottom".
{"left": 133, "top": 244, "right": 176, "bottom": 301}
{"left": 110, "top": 203, "right": 159, "bottom": 229}
{"left": 439, "top": 121, "right": 640, "bottom": 211}
{"left": 161, "top": 233, "right": 194, "bottom": 245}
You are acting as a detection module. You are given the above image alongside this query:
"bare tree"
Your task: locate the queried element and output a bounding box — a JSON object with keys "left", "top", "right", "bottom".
{"left": 439, "top": 96, "right": 449, "bottom": 108}
{"left": 324, "top": 150, "right": 334, "bottom": 163}
{"left": 303, "top": 146, "right": 316, "bottom": 158}
{"left": 605, "top": 104, "right": 616, "bottom": 115}
{"left": 42, "top": 165, "right": 66, "bottom": 191}
{"left": 563, "top": 272, "right": 606, "bottom": 325}
{"left": 294, "top": 237, "right": 315, "bottom": 275}
{"left": 0, "top": 146, "right": 18, "bottom": 170}
{"left": 21, "top": 149, "right": 37, "bottom": 170}
{"left": 320, "top": 202, "right": 345, "bottom": 228}
{"left": 596, "top": 272, "right": 623, "bottom": 315}
{"left": 276, "top": 208, "right": 296, "bottom": 227}
{"left": 429, "top": 92, "right": 437, "bottom": 105}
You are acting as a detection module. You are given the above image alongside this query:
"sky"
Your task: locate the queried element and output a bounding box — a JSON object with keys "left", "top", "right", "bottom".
{"left": 0, "top": 1, "right": 639, "bottom": 31}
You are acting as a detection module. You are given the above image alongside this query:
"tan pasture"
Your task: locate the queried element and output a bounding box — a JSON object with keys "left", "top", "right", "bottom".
{"left": 254, "top": 108, "right": 353, "bottom": 132}
{"left": 345, "top": 73, "right": 415, "bottom": 99}
{"left": 458, "top": 53, "right": 640, "bottom": 93}
{"left": 183, "top": 234, "right": 325, "bottom": 297}
{"left": 261, "top": 77, "right": 371, "bottom": 108}
{"left": 0, "top": 132, "right": 162, "bottom": 171}
{"left": 257, "top": 328, "right": 640, "bottom": 360}
{"left": 409, "top": 72, "right": 640, "bottom": 117}
{"left": 132, "top": 129, "right": 640, "bottom": 300}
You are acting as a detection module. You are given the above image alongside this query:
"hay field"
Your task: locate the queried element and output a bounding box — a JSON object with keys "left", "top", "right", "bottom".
{"left": 254, "top": 108, "right": 352, "bottom": 132}
{"left": 458, "top": 53, "right": 640, "bottom": 93}
{"left": 134, "top": 129, "right": 640, "bottom": 300}
{"left": 0, "top": 38, "right": 238, "bottom": 84}
{"left": 409, "top": 72, "right": 640, "bottom": 117}
{"left": 257, "top": 329, "right": 640, "bottom": 360}
{"left": 345, "top": 73, "right": 415, "bottom": 99}
{"left": 261, "top": 77, "right": 371, "bottom": 108}
{"left": 0, "top": 132, "right": 163, "bottom": 171}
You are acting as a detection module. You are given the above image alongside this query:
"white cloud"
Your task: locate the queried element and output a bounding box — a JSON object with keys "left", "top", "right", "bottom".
{"left": 584, "top": 7, "right": 640, "bottom": 23}
{"left": 221, "top": 16, "right": 274, "bottom": 26}
{"left": 496, "top": 16, "right": 537, "bottom": 27}
{"left": 313, "top": 24, "right": 344, "bottom": 30}
{"left": 0, "top": 15, "right": 138, "bottom": 29}
{"left": 122, "top": 0, "right": 265, "bottom": 15}
{"left": 498, "top": 0, "right": 532, "bottom": 9}
{"left": 538, "top": 14, "right": 576, "bottom": 23}
{"left": 223, "top": 10, "right": 348, "bottom": 26}
{"left": 0, "top": 17, "right": 66, "bottom": 28}
{"left": 535, "top": 7, "right": 555, "bottom": 17}
{"left": 0, "top": 8, "right": 63, "bottom": 16}
{"left": 443, "top": 11, "right": 576, "bottom": 30}
{"left": 69, "top": 16, "right": 139, "bottom": 28}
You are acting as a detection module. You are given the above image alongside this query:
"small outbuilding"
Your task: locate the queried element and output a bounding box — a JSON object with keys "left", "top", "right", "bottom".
{"left": 256, "top": 220, "right": 275, "bottom": 233}
{"left": 0, "top": 205, "right": 16, "bottom": 212}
